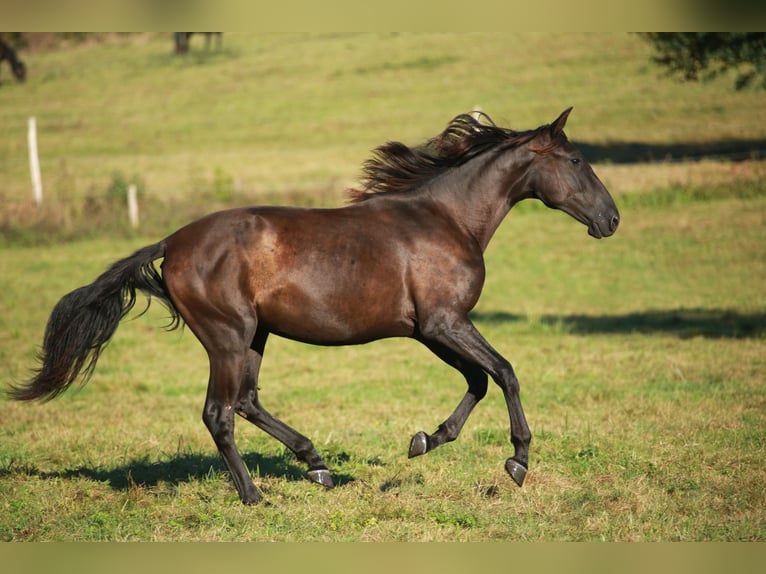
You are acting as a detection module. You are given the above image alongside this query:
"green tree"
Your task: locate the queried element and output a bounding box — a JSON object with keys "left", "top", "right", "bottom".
{"left": 640, "top": 32, "right": 766, "bottom": 90}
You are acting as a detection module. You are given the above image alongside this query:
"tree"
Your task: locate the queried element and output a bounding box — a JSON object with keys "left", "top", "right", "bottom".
{"left": 639, "top": 33, "right": 766, "bottom": 90}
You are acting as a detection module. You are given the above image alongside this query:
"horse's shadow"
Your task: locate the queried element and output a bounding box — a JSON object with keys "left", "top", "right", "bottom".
{"left": 471, "top": 307, "right": 766, "bottom": 339}
{"left": 3, "top": 451, "right": 357, "bottom": 492}
{"left": 577, "top": 138, "right": 766, "bottom": 164}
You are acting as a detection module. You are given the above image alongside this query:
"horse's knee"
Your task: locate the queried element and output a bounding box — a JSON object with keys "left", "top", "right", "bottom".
{"left": 505, "top": 376, "right": 520, "bottom": 396}
{"left": 492, "top": 364, "right": 520, "bottom": 395}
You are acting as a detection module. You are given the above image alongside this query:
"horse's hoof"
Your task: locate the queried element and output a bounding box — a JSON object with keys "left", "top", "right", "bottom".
{"left": 241, "top": 492, "right": 265, "bottom": 505}
{"left": 505, "top": 458, "right": 527, "bottom": 487}
{"left": 408, "top": 431, "right": 429, "bottom": 458}
{"left": 307, "top": 468, "right": 334, "bottom": 488}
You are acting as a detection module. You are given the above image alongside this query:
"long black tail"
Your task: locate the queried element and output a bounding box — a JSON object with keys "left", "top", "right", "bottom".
{"left": 9, "top": 241, "right": 182, "bottom": 402}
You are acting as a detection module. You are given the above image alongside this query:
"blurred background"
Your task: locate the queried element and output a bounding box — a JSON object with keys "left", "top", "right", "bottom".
{"left": 1, "top": 32, "right": 764, "bottom": 243}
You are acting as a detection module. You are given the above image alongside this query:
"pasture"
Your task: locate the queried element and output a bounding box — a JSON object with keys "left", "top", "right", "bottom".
{"left": 0, "top": 33, "right": 764, "bottom": 541}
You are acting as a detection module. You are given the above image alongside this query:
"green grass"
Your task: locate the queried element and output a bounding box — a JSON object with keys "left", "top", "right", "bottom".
{"left": 1, "top": 191, "right": 764, "bottom": 541}
{"left": 0, "top": 32, "right": 764, "bottom": 541}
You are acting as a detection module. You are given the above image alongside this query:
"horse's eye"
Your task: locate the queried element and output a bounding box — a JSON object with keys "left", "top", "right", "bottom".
{"left": 570, "top": 158, "right": 581, "bottom": 165}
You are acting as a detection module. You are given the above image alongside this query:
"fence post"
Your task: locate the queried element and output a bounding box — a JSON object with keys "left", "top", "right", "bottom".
{"left": 127, "top": 184, "right": 139, "bottom": 228}
{"left": 28, "top": 117, "right": 43, "bottom": 207}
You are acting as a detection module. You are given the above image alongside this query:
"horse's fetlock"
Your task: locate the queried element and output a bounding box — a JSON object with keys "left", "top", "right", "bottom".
{"left": 438, "top": 421, "right": 459, "bottom": 442}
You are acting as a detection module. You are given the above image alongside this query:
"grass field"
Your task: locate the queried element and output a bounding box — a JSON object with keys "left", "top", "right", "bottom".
{"left": 0, "top": 33, "right": 764, "bottom": 541}
{"left": 2, "top": 32, "right": 765, "bottom": 242}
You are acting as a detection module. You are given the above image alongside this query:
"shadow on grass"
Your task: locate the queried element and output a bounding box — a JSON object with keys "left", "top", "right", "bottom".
{"left": 577, "top": 138, "right": 766, "bottom": 164}
{"left": 471, "top": 308, "right": 766, "bottom": 339}
{"left": 2, "top": 451, "right": 357, "bottom": 491}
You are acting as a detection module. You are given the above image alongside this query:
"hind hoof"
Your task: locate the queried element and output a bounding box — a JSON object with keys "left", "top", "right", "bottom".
{"left": 240, "top": 490, "right": 265, "bottom": 505}
{"left": 307, "top": 468, "right": 334, "bottom": 488}
{"left": 408, "top": 431, "right": 429, "bottom": 458}
{"left": 505, "top": 458, "right": 527, "bottom": 487}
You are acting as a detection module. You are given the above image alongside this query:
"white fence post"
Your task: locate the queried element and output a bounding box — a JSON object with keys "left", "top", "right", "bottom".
{"left": 28, "top": 117, "right": 43, "bottom": 206}
{"left": 127, "top": 184, "right": 139, "bottom": 228}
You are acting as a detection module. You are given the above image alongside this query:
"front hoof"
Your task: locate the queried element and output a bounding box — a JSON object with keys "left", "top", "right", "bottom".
{"left": 307, "top": 468, "right": 335, "bottom": 488}
{"left": 505, "top": 458, "right": 528, "bottom": 487}
{"left": 408, "top": 431, "right": 429, "bottom": 458}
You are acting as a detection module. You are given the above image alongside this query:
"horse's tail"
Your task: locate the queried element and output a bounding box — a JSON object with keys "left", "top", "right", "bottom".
{"left": 8, "top": 241, "right": 182, "bottom": 402}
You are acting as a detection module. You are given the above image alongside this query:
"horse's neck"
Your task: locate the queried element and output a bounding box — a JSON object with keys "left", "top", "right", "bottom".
{"left": 428, "top": 151, "right": 530, "bottom": 252}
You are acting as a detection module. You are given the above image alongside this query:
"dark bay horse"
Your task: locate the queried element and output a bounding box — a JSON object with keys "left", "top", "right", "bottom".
{"left": 10, "top": 108, "right": 619, "bottom": 504}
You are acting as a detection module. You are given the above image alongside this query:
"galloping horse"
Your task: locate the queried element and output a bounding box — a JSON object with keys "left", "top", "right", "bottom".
{"left": 10, "top": 108, "right": 619, "bottom": 504}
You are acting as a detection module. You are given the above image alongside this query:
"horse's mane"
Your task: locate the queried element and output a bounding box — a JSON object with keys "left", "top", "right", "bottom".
{"left": 348, "top": 112, "right": 547, "bottom": 202}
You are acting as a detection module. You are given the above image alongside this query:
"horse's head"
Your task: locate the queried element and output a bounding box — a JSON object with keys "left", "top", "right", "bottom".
{"left": 523, "top": 108, "right": 619, "bottom": 238}
{"left": 12, "top": 60, "right": 26, "bottom": 82}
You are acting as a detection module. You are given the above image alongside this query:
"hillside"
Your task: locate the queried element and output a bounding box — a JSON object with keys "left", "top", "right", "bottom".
{"left": 1, "top": 32, "right": 764, "bottom": 237}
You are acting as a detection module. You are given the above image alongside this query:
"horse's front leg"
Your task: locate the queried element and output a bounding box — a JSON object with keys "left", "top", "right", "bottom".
{"left": 418, "top": 315, "right": 531, "bottom": 487}
{"left": 407, "top": 337, "right": 488, "bottom": 457}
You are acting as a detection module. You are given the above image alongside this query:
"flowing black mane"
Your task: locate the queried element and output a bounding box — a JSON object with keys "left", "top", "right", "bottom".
{"left": 349, "top": 112, "right": 546, "bottom": 201}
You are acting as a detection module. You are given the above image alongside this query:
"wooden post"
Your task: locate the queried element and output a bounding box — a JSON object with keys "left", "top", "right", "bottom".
{"left": 127, "top": 184, "right": 139, "bottom": 228}
{"left": 28, "top": 117, "right": 43, "bottom": 206}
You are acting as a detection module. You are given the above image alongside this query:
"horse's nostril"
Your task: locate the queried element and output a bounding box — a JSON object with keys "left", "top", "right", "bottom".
{"left": 610, "top": 214, "right": 620, "bottom": 232}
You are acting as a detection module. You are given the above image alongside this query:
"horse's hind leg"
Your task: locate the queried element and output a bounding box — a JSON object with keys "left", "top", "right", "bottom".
{"left": 408, "top": 338, "right": 488, "bottom": 458}
{"left": 235, "top": 328, "right": 334, "bottom": 488}
{"left": 204, "top": 346, "right": 264, "bottom": 504}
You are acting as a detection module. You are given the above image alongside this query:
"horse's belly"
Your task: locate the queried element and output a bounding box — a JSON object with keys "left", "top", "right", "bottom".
{"left": 255, "top": 270, "right": 415, "bottom": 345}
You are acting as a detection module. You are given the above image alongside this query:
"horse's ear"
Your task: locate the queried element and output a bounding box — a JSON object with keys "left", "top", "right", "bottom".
{"left": 550, "top": 107, "right": 573, "bottom": 136}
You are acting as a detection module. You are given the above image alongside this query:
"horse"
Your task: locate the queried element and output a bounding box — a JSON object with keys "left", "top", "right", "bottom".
{"left": 9, "top": 108, "right": 620, "bottom": 504}
{"left": 174, "top": 32, "right": 223, "bottom": 55}
{"left": 0, "top": 38, "right": 26, "bottom": 83}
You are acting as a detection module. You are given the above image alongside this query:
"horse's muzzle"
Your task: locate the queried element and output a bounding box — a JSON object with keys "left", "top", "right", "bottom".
{"left": 588, "top": 212, "right": 620, "bottom": 239}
